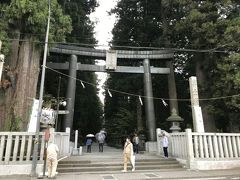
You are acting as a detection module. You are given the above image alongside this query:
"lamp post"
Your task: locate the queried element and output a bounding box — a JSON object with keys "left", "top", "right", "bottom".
{"left": 31, "top": 0, "right": 51, "bottom": 176}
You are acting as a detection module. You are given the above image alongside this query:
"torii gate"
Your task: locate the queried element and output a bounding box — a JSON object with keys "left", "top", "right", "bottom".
{"left": 47, "top": 45, "right": 183, "bottom": 141}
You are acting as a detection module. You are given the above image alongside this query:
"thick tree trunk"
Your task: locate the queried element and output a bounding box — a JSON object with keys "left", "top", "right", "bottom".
{"left": 195, "top": 53, "right": 216, "bottom": 132}
{"left": 0, "top": 34, "right": 40, "bottom": 131}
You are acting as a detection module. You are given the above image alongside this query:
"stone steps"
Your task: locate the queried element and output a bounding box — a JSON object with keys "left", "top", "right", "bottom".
{"left": 57, "top": 158, "right": 183, "bottom": 174}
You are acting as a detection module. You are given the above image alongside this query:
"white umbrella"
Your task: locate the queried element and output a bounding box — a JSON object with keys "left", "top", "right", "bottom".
{"left": 86, "top": 134, "right": 95, "bottom": 137}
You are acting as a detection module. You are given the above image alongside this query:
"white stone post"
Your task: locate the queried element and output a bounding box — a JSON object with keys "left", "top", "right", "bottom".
{"left": 232, "top": 137, "right": 238, "bottom": 157}
{"left": 213, "top": 135, "right": 219, "bottom": 159}
{"left": 186, "top": 129, "right": 194, "bottom": 169}
{"left": 227, "top": 136, "right": 233, "bottom": 158}
{"left": 79, "top": 146, "right": 82, "bottom": 156}
{"left": 203, "top": 135, "right": 209, "bottom": 158}
{"left": 199, "top": 136, "right": 204, "bottom": 158}
{"left": 189, "top": 76, "right": 205, "bottom": 132}
{"left": 65, "top": 127, "right": 71, "bottom": 154}
{"left": 5, "top": 134, "right": 13, "bottom": 164}
{"left": 194, "top": 136, "right": 199, "bottom": 158}
{"left": 156, "top": 128, "right": 161, "bottom": 155}
{"left": 236, "top": 137, "right": 240, "bottom": 157}
{"left": 13, "top": 136, "right": 20, "bottom": 161}
{"left": 0, "top": 136, "right": 5, "bottom": 162}
{"left": 72, "top": 130, "right": 78, "bottom": 155}
{"left": 20, "top": 136, "right": 26, "bottom": 161}
{"left": 218, "top": 136, "right": 224, "bottom": 158}
{"left": 222, "top": 136, "right": 229, "bottom": 158}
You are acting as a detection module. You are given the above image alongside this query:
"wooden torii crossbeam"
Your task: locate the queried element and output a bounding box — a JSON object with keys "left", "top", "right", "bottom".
{"left": 47, "top": 45, "right": 181, "bottom": 141}
{"left": 50, "top": 45, "right": 174, "bottom": 60}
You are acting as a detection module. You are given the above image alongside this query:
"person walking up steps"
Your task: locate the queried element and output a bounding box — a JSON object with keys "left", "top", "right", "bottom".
{"left": 96, "top": 131, "right": 106, "bottom": 152}
{"left": 86, "top": 138, "right": 93, "bottom": 153}
{"left": 122, "top": 137, "right": 135, "bottom": 172}
{"left": 133, "top": 133, "right": 139, "bottom": 154}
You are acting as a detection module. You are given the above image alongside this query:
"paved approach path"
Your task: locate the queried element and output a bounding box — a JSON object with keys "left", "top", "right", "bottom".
{"left": 1, "top": 143, "right": 240, "bottom": 180}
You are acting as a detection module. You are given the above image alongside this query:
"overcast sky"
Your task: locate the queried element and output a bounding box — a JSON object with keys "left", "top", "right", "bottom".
{"left": 90, "top": 0, "right": 118, "bottom": 47}
{"left": 90, "top": 0, "right": 119, "bottom": 104}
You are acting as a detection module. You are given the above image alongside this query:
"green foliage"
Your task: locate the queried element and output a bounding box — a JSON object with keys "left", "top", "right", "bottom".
{"left": 5, "top": 0, "right": 72, "bottom": 42}
{"left": 0, "top": 3, "right": 10, "bottom": 54}
{"left": 44, "top": 0, "right": 102, "bottom": 136}
{"left": 216, "top": 53, "right": 240, "bottom": 109}
{"left": 5, "top": 115, "right": 21, "bottom": 131}
{"left": 105, "top": 107, "right": 136, "bottom": 146}
{"left": 171, "top": 0, "right": 240, "bottom": 131}
{"left": 108, "top": 0, "right": 240, "bottom": 134}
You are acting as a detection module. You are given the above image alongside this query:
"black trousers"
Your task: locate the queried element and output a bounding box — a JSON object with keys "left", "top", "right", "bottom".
{"left": 99, "top": 143, "right": 104, "bottom": 152}
{"left": 163, "top": 147, "right": 168, "bottom": 157}
{"left": 133, "top": 144, "right": 139, "bottom": 154}
{"left": 87, "top": 145, "right": 91, "bottom": 153}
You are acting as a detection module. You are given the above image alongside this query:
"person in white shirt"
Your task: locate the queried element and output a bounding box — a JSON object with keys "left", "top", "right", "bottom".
{"left": 47, "top": 141, "right": 59, "bottom": 179}
{"left": 162, "top": 133, "right": 168, "bottom": 158}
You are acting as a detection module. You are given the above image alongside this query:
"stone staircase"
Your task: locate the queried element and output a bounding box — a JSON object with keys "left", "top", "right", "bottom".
{"left": 57, "top": 144, "right": 184, "bottom": 174}
{"left": 57, "top": 157, "right": 183, "bottom": 174}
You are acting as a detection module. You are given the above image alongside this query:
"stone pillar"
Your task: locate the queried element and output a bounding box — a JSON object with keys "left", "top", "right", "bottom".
{"left": 156, "top": 128, "right": 162, "bottom": 155}
{"left": 65, "top": 127, "right": 71, "bottom": 154}
{"left": 63, "top": 55, "right": 77, "bottom": 131}
{"left": 143, "top": 59, "right": 156, "bottom": 141}
{"left": 189, "top": 76, "right": 205, "bottom": 132}
{"left": 186, "top": 128, "right": 194, "bottom": 169}
{"left": 166, "top": 60, "right": 183, "bottom": 132}
{"left": 72, "top": 130, "right": 78, "bottom": 155}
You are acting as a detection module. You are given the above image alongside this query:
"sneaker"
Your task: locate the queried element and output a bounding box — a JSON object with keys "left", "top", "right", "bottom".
{"left": 132, "top": 168, "right": 135, "bottom": 171}
{"left": 121, "top": 170, "right": 127, "bottom": 172}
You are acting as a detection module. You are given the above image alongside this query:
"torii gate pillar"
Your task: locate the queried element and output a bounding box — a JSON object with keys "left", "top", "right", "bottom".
{"left": 63, "top": 55, "right": 77, "bottom": 131}
{"left": 143, "top": 59, "right": 156, "bottom": 141}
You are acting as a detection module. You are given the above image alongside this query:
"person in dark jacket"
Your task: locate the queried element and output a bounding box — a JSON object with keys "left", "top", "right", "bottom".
{"left": 86, "top": 138, "right": 92, "bottom": 153}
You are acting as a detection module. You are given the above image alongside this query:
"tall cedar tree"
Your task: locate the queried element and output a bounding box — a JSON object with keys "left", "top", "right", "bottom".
{"left": 45, "top": 0, "right": 103, "bottom": 139}
{"left": 0, "top": 0, "right": 71, "bottom": 131}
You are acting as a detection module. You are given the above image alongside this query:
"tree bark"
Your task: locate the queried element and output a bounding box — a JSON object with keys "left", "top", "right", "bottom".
{"left": 0, "top": 34, "right": 40, "bottom": 131}
{"left": 195, "top": 53, "right": 216, "bottom": 132}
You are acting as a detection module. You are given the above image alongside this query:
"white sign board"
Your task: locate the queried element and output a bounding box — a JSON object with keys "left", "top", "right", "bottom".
{"left": 28, "top": 99, "right": 39, "bottom": 132}
{"left": 189, "top": 76, "right": 199, "bottom": 106}
{"left": 106, "top": 50, "right": 117, "bottom": 70}
{"left": 192, "top": 106, "right": 205, "bottom": 132}
{"left": 40, "top": 108, "right": 56, "bottom": 124}
{"left": 189, "top": 76, "right": 205, "bottom": 132}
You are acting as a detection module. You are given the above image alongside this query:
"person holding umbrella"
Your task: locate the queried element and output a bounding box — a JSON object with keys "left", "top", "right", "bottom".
{"left": 86, "top": 134, "right": 94, "bottom": 153}
{"left": 95, "top": 130, "right": 106, "bottom": 152}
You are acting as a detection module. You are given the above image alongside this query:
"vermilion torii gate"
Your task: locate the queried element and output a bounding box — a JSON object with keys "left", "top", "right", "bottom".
{"left": 48, "top": 45, "right": 183, "bottom": 141}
